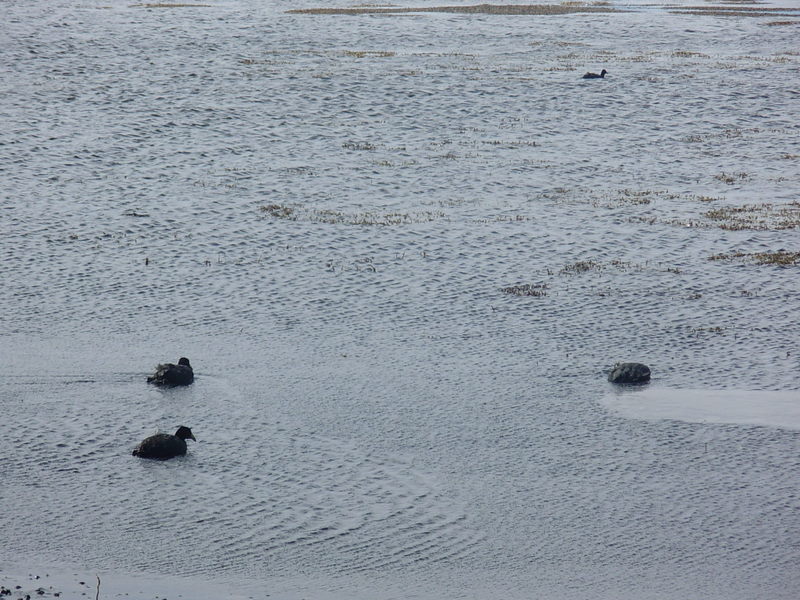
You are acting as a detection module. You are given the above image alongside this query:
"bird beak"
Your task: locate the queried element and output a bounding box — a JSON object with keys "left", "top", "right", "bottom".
{"left": 190, "top": 434, "right": 197, "bottom": 441}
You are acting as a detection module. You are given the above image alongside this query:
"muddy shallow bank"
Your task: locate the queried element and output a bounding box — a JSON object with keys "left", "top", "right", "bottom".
{"left": 287, "top": 4, "right": 625, "bottom": 15}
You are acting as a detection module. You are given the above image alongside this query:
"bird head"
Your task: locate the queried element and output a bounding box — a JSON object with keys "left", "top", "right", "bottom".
{"left": 175, "top": 426, "right": 196, "bottom": 442}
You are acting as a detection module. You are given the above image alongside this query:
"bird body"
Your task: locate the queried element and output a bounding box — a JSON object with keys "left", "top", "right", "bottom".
{"left": 582, "top": 69, "right": 607, "bottom": 79}
{"left": 133, "top": 426, "right": 196, "bottom": 460}
{"left": 147, "top": 357, "right": 194, "bottom": 386}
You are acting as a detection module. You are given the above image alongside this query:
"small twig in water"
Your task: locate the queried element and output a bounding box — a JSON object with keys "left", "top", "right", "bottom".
{"left": 96, "top": 575, "right": 100, "bottom": 600}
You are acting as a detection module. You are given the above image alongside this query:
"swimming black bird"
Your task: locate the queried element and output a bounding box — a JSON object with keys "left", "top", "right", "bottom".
{"left": 147, "top": 357, "right": 194, "bottom": 386}
{"left": 132, "top": 426, "right": 196, "bottom": 460}
{"left": 582, "top": 69, "right": 607, "bottom": 79}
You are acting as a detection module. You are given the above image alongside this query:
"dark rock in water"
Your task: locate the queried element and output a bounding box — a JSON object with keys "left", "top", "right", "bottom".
{"left": 608, "top": 362, "right": 651, "bottom": 384}
{"left": 147, "top": 357, "right": 194, "bottom": 386}
{"left": 132, "top": 426, "right": 196, "bottom": 460}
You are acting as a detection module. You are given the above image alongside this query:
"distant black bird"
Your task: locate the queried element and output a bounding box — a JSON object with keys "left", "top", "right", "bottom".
{"left": 582, "top": 69, "right": 608, "bottom": 79}
{"left": 147, "top": 357, "right": 194, "bottom": 386}
{"left": 132, "top": 426, "right": 196, "bottom": 460}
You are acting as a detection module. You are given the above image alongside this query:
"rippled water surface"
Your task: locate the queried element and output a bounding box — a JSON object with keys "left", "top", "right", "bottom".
{"left": 2, "top": 1, "right": 799, "bottom": 598}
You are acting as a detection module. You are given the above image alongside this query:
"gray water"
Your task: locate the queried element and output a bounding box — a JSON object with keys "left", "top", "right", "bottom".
{"left": 1, "top": 1, "right": 799, "bottom": 598}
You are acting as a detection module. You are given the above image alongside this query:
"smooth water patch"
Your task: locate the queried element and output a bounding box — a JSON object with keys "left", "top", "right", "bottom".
{"left": 602, "top": 386, "right": 800, "bottom": 429}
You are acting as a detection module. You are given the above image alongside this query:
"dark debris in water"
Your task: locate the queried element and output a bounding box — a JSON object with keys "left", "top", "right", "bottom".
{"left": 1, "top": 580, "right": 60, "bottom": 599}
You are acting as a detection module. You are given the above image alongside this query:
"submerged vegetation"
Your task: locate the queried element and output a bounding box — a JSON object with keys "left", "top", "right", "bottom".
{"left": 714, "top": 171, "right": 751, "bottom": 184}
{"left": 132, "top": 3, "right": 212, "bottom": 7}
{"left": 709, "top": 250, "right": 800, "bottom": 266}
{"left": 670, "top": 6, "right": 800, "bottom": 18}
{"left": 343, "top": 50, "right": 396, "bottom": 59}
{"left": 557, "top": 259, "right": 679, "bottom": 274}
{"left": 537, "top": 187, "right": 720, "bottom": 209}
{"left": 703, "top": 202, "right": 800, "bottom": 230}
{"left": 500, "top": 283, "right": 549, "bottom": 296}
{"left": 260, "top": 204, "right": 445, "bottom": 226}
{"left": 560, "top": 260, "right": 604, "bottom": 274}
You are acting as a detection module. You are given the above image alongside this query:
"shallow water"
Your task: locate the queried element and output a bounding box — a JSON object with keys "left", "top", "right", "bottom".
{"left": 2, "top": 1, "right": 799, "bottom": 598}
